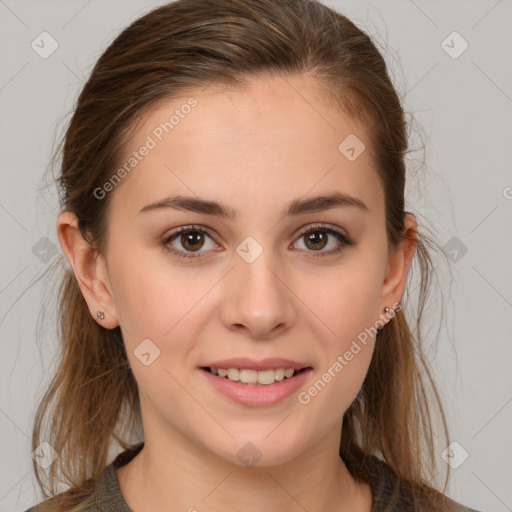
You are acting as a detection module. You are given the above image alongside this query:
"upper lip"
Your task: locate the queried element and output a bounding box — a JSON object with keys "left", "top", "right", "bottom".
{"left": 201, "top": 357, "right": 312, "bottom": 371}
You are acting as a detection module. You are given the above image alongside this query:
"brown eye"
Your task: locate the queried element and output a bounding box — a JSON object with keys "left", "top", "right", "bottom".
{"left": 180, "top": 231, "right": 205, "bottom": 252}
{"left": 303, "top": 231, "right": 328, "bottom": 251}
{"left": 293, "top": 224, "right": 353, "bottom": 258}
{"left": 162, "top": 225, "right": 218, "bottom": 259}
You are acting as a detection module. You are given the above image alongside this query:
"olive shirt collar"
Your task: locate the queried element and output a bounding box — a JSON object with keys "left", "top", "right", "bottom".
{"left": 84, "top": 442, "right": 479, "bottom": 512}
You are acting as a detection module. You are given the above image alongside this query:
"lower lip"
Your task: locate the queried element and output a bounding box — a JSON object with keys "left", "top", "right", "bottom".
{"left": 199, "top": 368, "right": 313, "bottom": 407}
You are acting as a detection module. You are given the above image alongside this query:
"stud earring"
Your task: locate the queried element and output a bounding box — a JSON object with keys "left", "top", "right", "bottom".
{"left": 384, "top": 302, "right": 402, "bottom": 316}
{"left": 96, "top": 311, "right": 105, "bottom": 320}
{"left": 376, "top": 304, "right": 400, "bottom": 332}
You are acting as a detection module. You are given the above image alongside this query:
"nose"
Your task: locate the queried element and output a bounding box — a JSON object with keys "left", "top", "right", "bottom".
{"left": 220, "top": 250, "right": 297, "bottom": 340}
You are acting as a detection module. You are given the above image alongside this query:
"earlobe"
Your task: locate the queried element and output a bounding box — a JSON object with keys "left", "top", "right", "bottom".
{"left": 56, "top": 211, "right": 119, "bottom": 329}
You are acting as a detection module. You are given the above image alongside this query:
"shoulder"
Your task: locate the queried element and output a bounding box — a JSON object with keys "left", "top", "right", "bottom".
{"left": 23, "top": 493, "right": 99, "bottom": 512}
{"left": 360, "top": 452, "right": 483, "bottom": 512}
{"left": 442, "top": 494, "right": 483, "bottom": 512}
{"left": 24, "top": 442, "right": 144, "bottom": 512}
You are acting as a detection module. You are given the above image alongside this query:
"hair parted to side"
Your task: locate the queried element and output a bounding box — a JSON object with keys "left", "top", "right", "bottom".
{"left": 32, "top": 0, "right": 454, "bottom": 510}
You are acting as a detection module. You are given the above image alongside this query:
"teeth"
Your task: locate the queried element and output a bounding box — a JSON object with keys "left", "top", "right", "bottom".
{"left": 227, "top": 368, "right": 239, "bottom": 380}
{"left": 209, "top": 367, "right": 300, "bottom": 385}
{"left": 274, "top": 368, "right": 285, "bottom": 381}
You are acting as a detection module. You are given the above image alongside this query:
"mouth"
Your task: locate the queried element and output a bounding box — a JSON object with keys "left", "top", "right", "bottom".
{"left": 199, "top": 363, "right": 314, "bottom": 406}
{"left": 199, "top": 366, "right": 312, "bottom": 386}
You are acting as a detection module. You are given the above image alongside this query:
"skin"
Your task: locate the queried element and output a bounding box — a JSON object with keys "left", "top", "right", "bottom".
{"left": 57, "top": 74, "right": 417, "bottom": 512}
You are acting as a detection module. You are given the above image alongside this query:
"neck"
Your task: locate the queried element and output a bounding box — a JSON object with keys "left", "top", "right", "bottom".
{"left": 117, "top": 420, "right": 372, "bottom": 512}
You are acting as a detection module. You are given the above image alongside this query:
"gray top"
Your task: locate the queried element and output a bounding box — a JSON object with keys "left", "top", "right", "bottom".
{"left": 25, "top": 442, "right": 481, "bottom": 511}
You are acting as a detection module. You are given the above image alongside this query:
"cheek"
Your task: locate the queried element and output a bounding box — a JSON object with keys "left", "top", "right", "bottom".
{"left": 300, "top": 347, "right": 373, "bottom": 421}
{"left": 301, "top": 253, "right": 383, "bottom": 398}
{"left": 309, "top": 259, "right": 384, "bottom": 338}
{"left": 300, "top": 285, "right": 377, "bottom": 415}
{"left": 108, "top": 244, "right": 205, "bottom": 338}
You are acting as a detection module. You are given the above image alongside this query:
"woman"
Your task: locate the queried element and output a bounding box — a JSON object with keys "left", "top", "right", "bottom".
{"left": 26, "top": 0, "right": 481, "bottom": 510}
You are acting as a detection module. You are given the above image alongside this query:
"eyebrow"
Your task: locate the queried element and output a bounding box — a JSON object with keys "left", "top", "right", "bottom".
{"left": 138, "top": 191, "right": 370, "bottom": 218}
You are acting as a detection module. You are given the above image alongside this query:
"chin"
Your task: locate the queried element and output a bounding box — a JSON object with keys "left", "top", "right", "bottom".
{"left": 207, "top": 434, "right": 303, "bottom": 469}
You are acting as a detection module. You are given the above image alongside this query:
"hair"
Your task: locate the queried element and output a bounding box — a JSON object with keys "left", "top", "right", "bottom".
{"left": 31, "top": 0, "right": 455, "bottom": 510}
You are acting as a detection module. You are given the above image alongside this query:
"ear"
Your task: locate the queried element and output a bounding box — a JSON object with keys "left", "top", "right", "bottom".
{"left": 378, "top": 212, "right": 418, "bottom": 325}
{"left": 56, "top": 211, "right": 119, "bottom": 329}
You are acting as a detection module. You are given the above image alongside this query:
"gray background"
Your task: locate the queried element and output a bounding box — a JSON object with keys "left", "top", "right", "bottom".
{"left": 1, "top": 0, "right": 511, "bottom": 511}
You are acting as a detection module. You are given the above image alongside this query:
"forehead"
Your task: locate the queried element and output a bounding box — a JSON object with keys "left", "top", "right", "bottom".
{"left": 109, "top": 74, "right": 384, "bottom": 221}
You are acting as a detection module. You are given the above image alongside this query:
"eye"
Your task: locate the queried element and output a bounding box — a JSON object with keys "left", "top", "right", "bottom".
{"left": 161, "top": 225, "right": 219, "bottom": 259}
{"left": 161, "top": 223, "right": 353, "bottom": 260}
{"left": 292, "top": 223, "right": 353, "bottom": 257}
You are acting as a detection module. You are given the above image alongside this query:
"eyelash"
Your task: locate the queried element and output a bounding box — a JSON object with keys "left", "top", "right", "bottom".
{"left": 161, "top": 223, "right": 353, "bottom": 260}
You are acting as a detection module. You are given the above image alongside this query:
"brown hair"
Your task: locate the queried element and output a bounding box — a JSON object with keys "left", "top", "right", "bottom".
{"left": 32, "top": 0, "right": 454, "bottom": 510}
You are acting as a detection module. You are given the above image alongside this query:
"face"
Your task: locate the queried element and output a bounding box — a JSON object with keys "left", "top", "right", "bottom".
{"left": 61, "top": 74, "right": 412, "bottom": 467}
